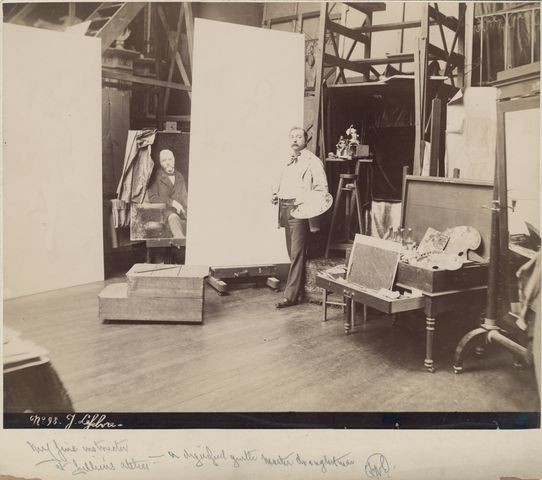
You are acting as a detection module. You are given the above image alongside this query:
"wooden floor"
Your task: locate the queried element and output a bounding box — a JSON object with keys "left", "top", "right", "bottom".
{"left": 3, "top": 279, "right": 540, "bottom": 412}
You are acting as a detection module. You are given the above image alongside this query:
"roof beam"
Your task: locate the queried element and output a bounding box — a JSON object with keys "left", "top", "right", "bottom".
{"left": 359, "top": 19, "right": 442, "bottom": 33}
{"left": 157, "top": 4, "right": 192, "bottom": 100}
{"left": 323, "top": 53, "right": 370, "bottom": 74}
{"left": 428, "top": 44, "right": 464, "bottom": 67}
{"left": 9, "top": 4, "right": 37, "bottom": 24}
{"left": 98, "top": 3, "right": 146, "bottom": 54}
{"left": 326, "top": 19, "right": 370, "bottom": 45}
{"left": 102, "top": 69, "right": 191, "bottom": 91}
{"left": 428, "top": 5, "right": 459, "bottom": 31}
{"left": 345, "top": 2, "right": 386, "bottom": 14}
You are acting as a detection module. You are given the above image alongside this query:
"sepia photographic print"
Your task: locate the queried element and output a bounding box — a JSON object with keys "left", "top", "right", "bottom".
{"left": 1, "top": 1, "right": 541, "bottom": 479}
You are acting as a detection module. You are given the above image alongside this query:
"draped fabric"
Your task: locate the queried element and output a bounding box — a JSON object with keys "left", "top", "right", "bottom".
{"left": 114, "top": 129, "right": 157, "bottom": 227}
{"left": 369, "top": 200, "right": 402, "bottom": 239}
{"left": 473, "top": 3, "right": 540, "bottom": 84}
{"left": 516, "top": 252, "right": 541, "bottom": 394}
{"left": 116, "top": 129, "right": 157, "bottom": 204}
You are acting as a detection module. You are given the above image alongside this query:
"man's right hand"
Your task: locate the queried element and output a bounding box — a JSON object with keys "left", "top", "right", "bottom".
{"left": 271, "top": 194, "right": 279, "bottom": 205}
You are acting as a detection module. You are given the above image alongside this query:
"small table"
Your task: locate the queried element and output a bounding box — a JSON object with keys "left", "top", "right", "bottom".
{"left": 316, "top": 274, "right": 487, "bottom": 372}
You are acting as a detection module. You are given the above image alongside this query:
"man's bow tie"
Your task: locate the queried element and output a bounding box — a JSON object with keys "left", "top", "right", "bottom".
{"left": 287, "top": 152, "right": 300, "bottom": 166}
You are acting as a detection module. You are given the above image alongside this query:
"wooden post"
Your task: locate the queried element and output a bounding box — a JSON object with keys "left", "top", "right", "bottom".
{"left": 429, "top": 97, "right": 443, "bottom": 176}
{"left": 157, "top": 5, "right": 192, "bottom": 100}
{"left": 399, "top": 1, "right": 406, "bottom": 72}
{"left": 413, "top": 3, "right": 429, "bottom": 175}
{"left": 183, "top": 3, "right": 194, "bottom": 71}
{"left": 495, "top": 99, "right": 513, "bottom": 319}
{"left": 363, "top": 12, "right": 373, "bottom": 82}
{"left": 163, "top": 5, "right": 184, "bottom": 114}
{"left": 456, "top": 3, "right": 467, "bottom": 87}
{"left": 152, "top": 4, "right": 165, "bottom": 129}
{"left": 67, "top": 3, "right": 76, "bottom": 27}
{"left": 463, "top": 2, "right": 475, "bottom": 87}
{"left": 311, "top": 3, "right": 328, "bottom": 156}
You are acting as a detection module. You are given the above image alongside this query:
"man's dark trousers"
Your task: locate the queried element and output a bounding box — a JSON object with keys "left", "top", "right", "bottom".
{"left": 280, "top": 202, "right": 309, "bottom": 303}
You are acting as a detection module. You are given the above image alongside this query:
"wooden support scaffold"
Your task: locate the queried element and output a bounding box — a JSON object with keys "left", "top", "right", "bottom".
{"left": 310, "top": 2, "right": 471, "bottom": 255}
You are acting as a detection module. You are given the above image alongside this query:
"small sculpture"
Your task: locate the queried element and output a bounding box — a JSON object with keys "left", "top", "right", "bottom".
{"left": 336, "top": 136, "right": 347, "bottom": 157}
{"left": 336, "top": 125, "right": 361, "bottom": 158}
{"left": 346, "top": 125, "right": 360, "bottom": 145}
{"left": 115, "top": 28, "right": 131, "bottom": 49}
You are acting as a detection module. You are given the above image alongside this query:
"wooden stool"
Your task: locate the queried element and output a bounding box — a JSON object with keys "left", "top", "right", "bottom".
{"left": 325, "top": 173, "right": 364, "bottom": 258}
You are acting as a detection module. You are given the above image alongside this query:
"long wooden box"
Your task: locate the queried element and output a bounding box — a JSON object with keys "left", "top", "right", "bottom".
{"left": 316, "top": 274, "right": 424, "bottom": 314}
{"left": 396, "top": 262, "right": 489, "bottom": 293}
{"left": 99, "top": 283, "right": 204, "bottom": 323}
{"left": 126, "top": 263, "right": 209, "bottom": 298}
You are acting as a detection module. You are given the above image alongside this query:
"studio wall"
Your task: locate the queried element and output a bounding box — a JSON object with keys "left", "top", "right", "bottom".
{"left": 505, "top": 107, "right": 540, "bottom": 233}
{"left": 3, "top": 24, "right": 103, "bottom": 299}
{"left": 445, "top": 87, "right": 498, "bottom": 182}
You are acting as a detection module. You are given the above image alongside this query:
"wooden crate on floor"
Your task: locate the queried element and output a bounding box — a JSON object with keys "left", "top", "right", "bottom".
{"left": 127, "top": 264, "right": 208, "bottom": 298}
{"left": 98, "top": 264, "right": 209, "bottom": 323}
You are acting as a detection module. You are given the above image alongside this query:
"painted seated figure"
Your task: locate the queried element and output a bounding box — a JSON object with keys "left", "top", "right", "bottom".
{"left": 147, "top": 149, "right": 188, "bottom": 239}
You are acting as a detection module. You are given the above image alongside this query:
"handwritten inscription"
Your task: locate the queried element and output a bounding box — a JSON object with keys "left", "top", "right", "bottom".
{"left": 29, "top": 414, "right": 122, "bottom": 429}
{"left": 365, "top": 453, "right": 391, "bottom": 478}
{"left": 170, "top": 446, "right": 354, "bottom": 474}
{"left": 26, "top": 440, "right": 357, "bottom": 475}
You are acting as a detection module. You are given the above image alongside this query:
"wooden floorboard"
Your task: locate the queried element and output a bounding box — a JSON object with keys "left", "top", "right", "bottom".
{"left": 3, "top": 279, "right": 540, "bottom": 413}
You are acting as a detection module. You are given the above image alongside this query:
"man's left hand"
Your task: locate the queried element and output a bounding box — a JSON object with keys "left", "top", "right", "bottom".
{"left": 171, "top": 200, "right": 186, "bottom": 217}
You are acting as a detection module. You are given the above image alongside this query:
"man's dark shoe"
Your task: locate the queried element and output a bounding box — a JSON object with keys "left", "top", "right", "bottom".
{"left": 275, "top": 298, "right": 297, "bottom": 309}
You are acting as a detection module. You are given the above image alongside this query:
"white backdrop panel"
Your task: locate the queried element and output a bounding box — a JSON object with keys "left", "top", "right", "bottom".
{"left": 505, "top": 108, "right": 540, "bottom": 232}
{"left": 3, "top": 24, "right": 103, "bottom": 298}
{"left": 186, "top": 19, "right": 304, "bottom": 266}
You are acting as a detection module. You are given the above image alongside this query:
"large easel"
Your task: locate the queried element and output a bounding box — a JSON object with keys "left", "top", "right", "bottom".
{"left": 453, "top": 93, "right": 540, "bottom": 373}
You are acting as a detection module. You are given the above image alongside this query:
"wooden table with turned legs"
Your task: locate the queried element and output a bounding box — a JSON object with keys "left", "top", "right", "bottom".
{"left": 317, "top": 274, "right": 487, "bottom": 372}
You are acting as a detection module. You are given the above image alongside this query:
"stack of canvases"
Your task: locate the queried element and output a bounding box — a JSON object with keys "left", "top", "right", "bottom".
{"left": 98, "top": 264, "right": 209, "bottom": 323}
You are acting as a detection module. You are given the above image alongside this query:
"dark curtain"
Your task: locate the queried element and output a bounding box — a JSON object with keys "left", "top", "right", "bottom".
{"left": 367, "top": 127, "right": 415, "bottom": 201}
{"left": 323, "top": 81, "right": 456, "bottom": 202}
{"left": 473, "top": 3, "right": 539, "bottom": 85}
{"left": 324, "top": 83, "right": 416, "bottom": 202}
{"left": 509, "top": 9, "right": 538, "bottom": 68}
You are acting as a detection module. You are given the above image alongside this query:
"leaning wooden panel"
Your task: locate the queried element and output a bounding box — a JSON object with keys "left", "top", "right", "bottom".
{"left": 98, "top": 283, "right": 204, "bottom": 323}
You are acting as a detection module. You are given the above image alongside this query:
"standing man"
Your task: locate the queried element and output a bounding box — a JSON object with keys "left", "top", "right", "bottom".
{"left": 148, "top": 149, "right": 188, "bottom": 239}
{"left": 272, "top": 127, "right": 329, "bottom": 308}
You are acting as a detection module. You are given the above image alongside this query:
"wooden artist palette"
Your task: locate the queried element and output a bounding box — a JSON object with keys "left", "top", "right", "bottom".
{"left": 443, "top": 226, "right": 482, "bottom": 260}
{"left": 291, "top": 192, "right": 333, "bottom": 219}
